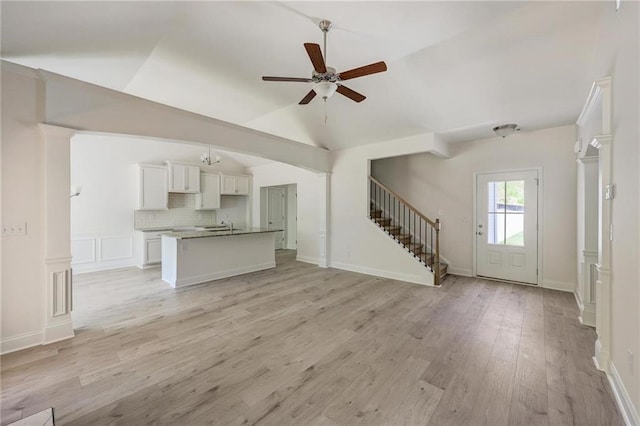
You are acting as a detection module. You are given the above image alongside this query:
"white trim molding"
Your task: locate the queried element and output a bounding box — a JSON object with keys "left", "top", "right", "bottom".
{"left": 576, "top": 76, "right": 613, "bottom": 377}
{"left": 446, "top": 267, "right": 473, "bottom": 277}
{"left": 577, "top": 77, "right": 612, "bottom": 133}
{"left": 1, "top": 331, "right": 44, "bottom": 355}
{"left": 609, "top": 362, "right": 640, "bottom": 426}
{"left": 296, "top": 255, "right": 319, "bottom": 265}
{"left": 541, "top": 279, "right": 574, "bottom": 293}
{"left": 330, "top": 261, "right": 435, "bottom": 287}
{"left": 40, "top": 124, "right": 76, "bottom": 346}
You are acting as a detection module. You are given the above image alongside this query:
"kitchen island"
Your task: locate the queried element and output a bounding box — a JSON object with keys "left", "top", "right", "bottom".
{"left": 161, "top": 228, "right": 280, "bottom": 288}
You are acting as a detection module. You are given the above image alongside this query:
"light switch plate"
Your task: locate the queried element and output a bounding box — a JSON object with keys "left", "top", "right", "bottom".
{"left": 605, "top": 184, "right": 616, "bottom": 200}
{"left": 2, "top": 222, "right": 27, "bottom": 236}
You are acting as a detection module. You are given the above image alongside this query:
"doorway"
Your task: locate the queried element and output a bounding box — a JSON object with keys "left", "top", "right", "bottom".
{"left": 474, "top": 169, "right": 540, "bottom": 284}
{"left": 260, "top": 184, "right": 297, "bottom": 251}
{"left": 267, "top": 187, "right": 286, "bottom": 249}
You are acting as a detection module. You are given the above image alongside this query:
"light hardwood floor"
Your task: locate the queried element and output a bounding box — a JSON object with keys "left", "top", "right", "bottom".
{"left": 1, "top": 250, "right": 622, "bottom": 425}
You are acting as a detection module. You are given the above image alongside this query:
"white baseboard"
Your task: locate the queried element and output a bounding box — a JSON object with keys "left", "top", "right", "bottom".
{"left": 44, "top": 320, "right": 74, "bottom": 345}
{"left": 446, "top": 267, "right": 472, "bottom": 277}
{"left": 542, "top": 279, "right": 574, "bottom": 292}
{"left": 609, "top": 361, "right": 640, "bottom": 426}
{"left": 574, "top": 289, "right": 584, "bottom": 311}
{"left": 137, "top": 263, "right": 161, "bottom": 270}
{"left": 1, "top": 330, "right": 44, "bottom": 355}
{"left": 72, "top": 258, "right": 136, "bottom": 274}
{"left": 330, "top": 261, "right": 434, "bottom": 287}
{"left": 575, "top": 290, "right": 595, "bottom": 327}
{"left": 168, "top": 262, "right": 276, "bottom": 288}
{"left": 295, "top": 255, "right": 318, "bottom": 265}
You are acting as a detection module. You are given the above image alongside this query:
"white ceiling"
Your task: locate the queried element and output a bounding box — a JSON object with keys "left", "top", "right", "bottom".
{"left": 2, "top": 1, "right": 606, "bottom": 150}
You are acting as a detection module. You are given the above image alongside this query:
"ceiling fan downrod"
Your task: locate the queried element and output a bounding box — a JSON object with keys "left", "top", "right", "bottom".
{"left": 319, "top": 20, "right": 332, "bottom": 66}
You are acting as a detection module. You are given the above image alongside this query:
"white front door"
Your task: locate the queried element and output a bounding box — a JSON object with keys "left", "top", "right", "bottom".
{"left": 476, "top": 170, "right": 539, "bottom": 284}
{"left": 267, "top": 187, "right": 286, "bottom": 250}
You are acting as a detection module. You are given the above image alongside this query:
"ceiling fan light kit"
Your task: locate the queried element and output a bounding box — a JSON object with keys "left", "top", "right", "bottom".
{"left": 314, "top": 81, "right": 338, "bottom": 100}
{"left": 261, "top": 19, "right": 387, "bottom": 105}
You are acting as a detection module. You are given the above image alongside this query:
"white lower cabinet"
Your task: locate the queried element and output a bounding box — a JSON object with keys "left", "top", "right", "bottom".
{"left": 136, "top": 231, "right": 164, "bottom": 268}
{"left": 145, "top": 239, "right": 162, "bottom": 264}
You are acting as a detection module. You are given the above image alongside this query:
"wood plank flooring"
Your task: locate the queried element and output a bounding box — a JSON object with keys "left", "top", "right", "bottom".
{"left": 1, "top": 250, "right": 623, "bottom": 425}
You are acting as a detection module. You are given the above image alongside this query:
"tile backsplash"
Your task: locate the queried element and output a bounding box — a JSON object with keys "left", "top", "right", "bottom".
{"left": 134, "top": 193, "right": 217, "bottom": 229}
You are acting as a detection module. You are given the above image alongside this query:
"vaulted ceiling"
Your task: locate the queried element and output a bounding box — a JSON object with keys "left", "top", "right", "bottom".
{"left": 2, "top": 1, "right": 606, "bottom": 150}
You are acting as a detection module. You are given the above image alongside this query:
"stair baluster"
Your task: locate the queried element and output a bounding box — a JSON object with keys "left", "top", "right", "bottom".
{"left": 368, "top": 175, "right": 447, "bottom": 285}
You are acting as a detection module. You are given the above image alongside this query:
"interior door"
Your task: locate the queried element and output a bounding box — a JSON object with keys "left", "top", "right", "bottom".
{"left": 476, "top": 170, "right": 539, "bottom": 284}
{"left": 267, "top": 187, "right": 286, "bottom": 250}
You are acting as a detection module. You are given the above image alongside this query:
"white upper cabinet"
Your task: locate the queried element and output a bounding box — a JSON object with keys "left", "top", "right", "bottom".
{"left": 220, "top": 174, "right": 250, "bottom": 195}
{"left": 137, "top": 164, "right": 168, "bottom": 210}
{"left": 195, "top": 173, "right": 221, "bottom": 210}
{"left": 166, "top": 161, "right": 200, "bottom": 193}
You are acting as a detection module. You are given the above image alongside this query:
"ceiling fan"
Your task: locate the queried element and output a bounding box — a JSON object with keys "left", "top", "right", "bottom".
{"left": 262, "top": 19, "right": 387, "bottom": 105}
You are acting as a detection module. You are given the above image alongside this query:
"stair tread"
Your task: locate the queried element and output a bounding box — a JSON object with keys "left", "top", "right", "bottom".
{"left": 368, "top": 211, "right": 447, "bottom": 284}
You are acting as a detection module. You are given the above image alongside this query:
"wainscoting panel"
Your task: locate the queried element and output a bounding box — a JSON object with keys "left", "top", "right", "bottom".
{"left": 71, "top": 238, "right": 96, "bottom": 264}
{"left": 72, "top": 234, "right": 136, "bottom": 273}
{"left": 100, "top": 236, "right": 133, "bottom": 261}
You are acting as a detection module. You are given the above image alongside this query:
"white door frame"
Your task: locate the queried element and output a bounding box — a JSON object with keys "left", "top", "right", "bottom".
{"left": 472, "top": 167, "right": 543, "bottom": 286}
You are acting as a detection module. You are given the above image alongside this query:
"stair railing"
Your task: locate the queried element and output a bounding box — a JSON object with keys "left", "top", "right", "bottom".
{"left": 369, "top": 176, "right": 442, "bottom": 285}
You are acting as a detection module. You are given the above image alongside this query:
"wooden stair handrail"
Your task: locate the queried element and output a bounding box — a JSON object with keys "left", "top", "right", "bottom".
{"left": 368, "top": 176, "right": 439, "bottom": 229}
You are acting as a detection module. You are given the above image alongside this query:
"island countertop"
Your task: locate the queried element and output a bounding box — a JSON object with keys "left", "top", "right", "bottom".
{"left": 161, "top": 227, "right": 281, "bottom": 240}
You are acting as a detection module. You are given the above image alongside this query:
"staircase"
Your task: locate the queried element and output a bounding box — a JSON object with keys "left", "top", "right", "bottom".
{"left": 369, "top": 176, "right": 448, "bottom": 285}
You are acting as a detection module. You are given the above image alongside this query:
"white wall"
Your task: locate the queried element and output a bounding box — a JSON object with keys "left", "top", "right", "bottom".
{"left": 70, "top": 133, "right": 249, "bottom": 272}
{"left": 329, "top": 133, "right": 447, "bottom": 286}
{"left": 1, "top": 64, "right": 47, "bottom": 352}
{"left": 250, "top": 163, "right": 317, "bottom": 264}
{"left": 588, "top": 1, "right": 640, "bottom": 419}
{"left": 371, "top": 125, "right": 577, "bottom": 290}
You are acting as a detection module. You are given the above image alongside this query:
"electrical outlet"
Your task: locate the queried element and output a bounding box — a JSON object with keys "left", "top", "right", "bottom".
{"left": 2, "top": 222, "right": 27, "bottom": 236}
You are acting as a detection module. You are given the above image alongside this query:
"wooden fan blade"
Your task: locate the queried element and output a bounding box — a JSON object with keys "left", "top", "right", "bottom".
{"left": 262, "top": 76, "right": 313, "bottom": 82}
{"left": 336, "top": 85, "right": 366, "bottom": 103}
{"left": 304, "top": 43, "right": 327, "bottom": 73}
{"left": 339, "top": 61, "right": 387, "bottom": 81}
{"left": 299, "top": 90, "right": 317, "bottom": 105}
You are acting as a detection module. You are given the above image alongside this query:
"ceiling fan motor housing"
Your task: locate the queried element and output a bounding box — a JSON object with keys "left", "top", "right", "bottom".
{"left": 312, "top": 66, "right": 339, "bottom": 83}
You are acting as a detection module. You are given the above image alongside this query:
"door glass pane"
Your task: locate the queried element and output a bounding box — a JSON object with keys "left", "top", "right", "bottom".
{"left": 487, "top": 213, "right": 505, "bottom": 244}
{"left": 488, "top": 182, "right": 506, "bottom": 213}
{"left": 505, "top": 214, "right": 524, "bottom": 246}
{"left": 487, "top": 180, "right": 526, "bottom": 245}
{"left": 505, "top": 180, "right": 525, "bottom": 212}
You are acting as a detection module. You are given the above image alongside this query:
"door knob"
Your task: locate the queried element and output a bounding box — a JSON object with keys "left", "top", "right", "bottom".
{"left": 477, "top": 231, "right": 484, "bottom": 235}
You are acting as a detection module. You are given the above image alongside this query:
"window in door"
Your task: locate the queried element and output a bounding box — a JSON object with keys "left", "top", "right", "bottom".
{"left": 487, "top": 180, "right": 525, "bottom": 246}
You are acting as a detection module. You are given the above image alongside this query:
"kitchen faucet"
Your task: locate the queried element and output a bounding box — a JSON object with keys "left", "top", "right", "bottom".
{"left": 222, "top": 220, "right": 234, "bottom": 231}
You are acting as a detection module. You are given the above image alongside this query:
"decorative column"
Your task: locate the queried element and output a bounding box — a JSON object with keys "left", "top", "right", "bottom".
{"left": 592, "top": 133, "right": 613, "bottom": 372}
{"left": 39, "top": 124, "right": 76, "bottom": 344}
{"left": 577, "top": 156, "right": 598, "bottom": 327}
{"left": 576, "top": 76, "right": 612, "bottom": 373}
{"left": 317, "top": 173, "right": 331, "bottom": 268}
